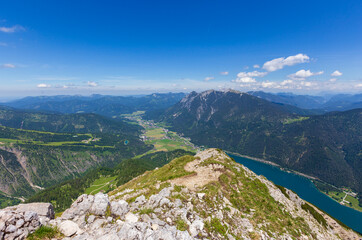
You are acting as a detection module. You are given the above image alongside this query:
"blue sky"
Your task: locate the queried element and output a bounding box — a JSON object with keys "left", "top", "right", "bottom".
{"left": 0, "top": 0, "right": 361, "bottom": 98}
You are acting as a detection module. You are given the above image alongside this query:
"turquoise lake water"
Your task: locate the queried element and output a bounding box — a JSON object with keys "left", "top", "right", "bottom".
{"left": 229, "top": 154, "right": 362, "bottom": 233}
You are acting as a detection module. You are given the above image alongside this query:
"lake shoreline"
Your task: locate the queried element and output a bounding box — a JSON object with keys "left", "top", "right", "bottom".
{"left": 226, "top": 151, "right": 318, "bottom": 180}
{"left": 228, "top": 152, "right": 362, "bottom": 233}
{"left": 227, "top": 151, "right": 362, "bottom": 214}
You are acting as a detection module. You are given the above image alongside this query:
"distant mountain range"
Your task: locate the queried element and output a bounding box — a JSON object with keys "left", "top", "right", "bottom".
{"left": 2, "top": 93, "right": 186, "bottom": 117}
{"left": 148, "top": 90, "right": 362, "bottom": 194}
{"left": 248, "top": 91, "right": 362, "bottom": 112}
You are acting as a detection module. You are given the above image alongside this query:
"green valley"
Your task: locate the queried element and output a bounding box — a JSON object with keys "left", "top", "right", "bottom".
{"left": 122, "top": 111, "right": 199, "bottom": 155}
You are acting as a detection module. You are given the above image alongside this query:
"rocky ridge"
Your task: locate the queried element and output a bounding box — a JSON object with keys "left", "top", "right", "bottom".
{"left": 1, "top": 149, "right": 361, "bottom": 239}
{"left": 0, "top": 203, "right": 54, "bottom": 240}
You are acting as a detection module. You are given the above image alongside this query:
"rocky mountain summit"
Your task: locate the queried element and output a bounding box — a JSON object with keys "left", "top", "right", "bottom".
{"left": 1, "top": 149, "right": 361, "bottom": 239}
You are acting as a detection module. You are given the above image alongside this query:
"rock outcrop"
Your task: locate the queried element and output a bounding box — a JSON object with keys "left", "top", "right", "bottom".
{"left": 0, "top": 203, "right": 54, "bottom": 240}
{"left": 2, "top": 149, "right": 361, "bottom": 240}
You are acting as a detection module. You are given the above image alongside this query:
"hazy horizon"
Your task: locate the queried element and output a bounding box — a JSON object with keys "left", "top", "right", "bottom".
{"left": 1, "top": 1, "right": 361, "bottom": 97}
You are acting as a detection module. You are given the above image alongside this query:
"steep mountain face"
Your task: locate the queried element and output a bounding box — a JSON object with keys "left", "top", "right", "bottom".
{"left": 151, "top": 90, "right": 362, "bottom": 193}
{"left": 3, "top": 93, "right": 186, "bottom": 117}
{"left": 8, "top": 149, "right": 358, "bottom": 239}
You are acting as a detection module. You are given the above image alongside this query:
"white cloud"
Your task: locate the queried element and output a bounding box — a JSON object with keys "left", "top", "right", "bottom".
{"left": 87, "top": 81, "right": 98, "bottom": 87}
{"left": 0, "top": 25, "right": 25, "bottom": 33}
{"left": 235, "top": 77, "right": 256, "bottom": 83}
{"left": 234, "top": 71, "right": 267, "bottom": 83}
{"left": 329, "top": 78, "right": 337, "bottom": 82}
{"left": 288, "top": 69, "right": 323, "bottom": 80}
{"left": 356, "top": 83, "right": 362, "bottom": 88}
{"left": 253, "top": 64, "right": 260, "bottom": 69}
{"left": 261, "top": 81, "right": 277, "bottom": 88}
{"left": 204, "top": 76, "right": 214, "bottom": 81}
{"left": 220, "top": 71, "right": 229, "bottom": 75}
{"left": 280, "top": 80, "right": 293, "bottom": 85}
{"left": 262, "top": 53, "right": 310, "bottom": 72}
{"left": 0, "top": 42, "right": 7, "bottom": 47}
{"left": 1, "top": 63, "right": 15, "bottom": 68}
{"left": 331, "top": 70, "right": 342, "bottom": 76}
{"left": 37, "top": 83, "right": 51, "bottom": 88}
{"left": 237, "top": 71, "right": 268, "bottom": 78}
{"left": 301, "top": 81, "right": 313, "bottom": 87}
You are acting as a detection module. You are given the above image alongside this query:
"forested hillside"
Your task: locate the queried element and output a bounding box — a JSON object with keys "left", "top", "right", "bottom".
{"left": 26, "top": 149, "right": 193, "bottom": 212}
{"left": 149, "top": 90, "right": 362, "bottom": 194}
{"left": 0, "top": 108, "right": 152, "bottom": 206}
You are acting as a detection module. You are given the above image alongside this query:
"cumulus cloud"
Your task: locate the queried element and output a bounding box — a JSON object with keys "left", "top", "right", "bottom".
{"left": 237, "top": 71, "right": 268, "bottom": 78}
{"left": 261, "top": 81, "right": 277, "bottom": 88}
{"left": 329, "top": 78, "right": 337, "bottom": 82}
{"left": 0, "top": 25, "right": 25, "bottom": 33}
{"left": 253, "top": 64, "right": 260, "bottom": 69}
{"left": 204, "top": 76, "right": 214, "bottom": 81}
{"left": 288, "top": 69, "right": 323, "bottom": 80}
{"left": 220, "top": 71, "right": 229, "bottom": 75}
{"left": 37, "top": 83, "right": 51, "bottom": 88}
{"left": 233, "top": 71, "right": 268, "bottom": 83}
{"left": 87, "top": 81, "right": 98, "bottom": 87}
{"left": 331, "top": 70, "right": 342, "bottom": 76}
{"left": 280, "top": 80, "right": 293, "bottom": 85}
{"left": 356, "top": 83, "right": 362, "bottom": 88}
{"left": 235, "top": 76, "right": 256, "bottom": 83}
{"left": 301, "top": 81, "right": 313, "bottom": 87}
{"left": 263, "top": 53, "right": 310, "bottom": 72}
{"left": 1, "top": 63, "right": 15, "bottom": 68}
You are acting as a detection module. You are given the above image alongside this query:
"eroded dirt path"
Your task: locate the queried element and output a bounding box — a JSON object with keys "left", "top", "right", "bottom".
{"left": 170, "top": 149, "right": 225, "bottom": 190}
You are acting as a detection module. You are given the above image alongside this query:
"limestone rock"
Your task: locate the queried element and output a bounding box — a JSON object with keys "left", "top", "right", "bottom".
{"left": 59, "top": 220, "right": 80, "bottom": 237}
{"left": 110, "top": 200, "right": 129, "bottom": 217}
{"left": 189, "top": 220, "right": 204, "bottom": 237}
{"left": 11, "top": 203, "right": 55, "bottom": 219}
{"left": 125, "top": 212, "right": 138, "bottom": 223}
{"left": 90, "top": 193, "right": 110, "bottom": 216}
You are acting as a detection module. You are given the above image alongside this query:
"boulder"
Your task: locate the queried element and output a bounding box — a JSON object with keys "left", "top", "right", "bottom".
{"left": 59, "top": 220, "right": 80, "bottom": 237}
{"left": 134, "top": 195, "right": 146, "bottom": 205}
{"left": 99, "top": 233, "right": 120, "bottom": 240}
{"left": 189, "top": 220, "right": 204, "bottom": 237}
{"left": 5, "top": 224, "right": 17, "bottom": 233}
{"left": 24, "top": 211, "right": 38, "bottom": 222}
{"left": 12, "top": 203, "right": 55, "bottom": 220}
{"left": 90, "top": 193, "right": 110, "bottom": 216}
{"left": 125, "top": 212, "right": 138, "bottom": 223}
{"left": 110, "top": 200, "right": 129, "bottom": 217}
{"left": 62, "top": 194, "right": 95, "bottom": 219}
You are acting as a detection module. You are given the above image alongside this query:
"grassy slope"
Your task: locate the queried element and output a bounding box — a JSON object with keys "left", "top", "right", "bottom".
{"left": 109, "top": 150, "right": 316, "bottom": 239}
